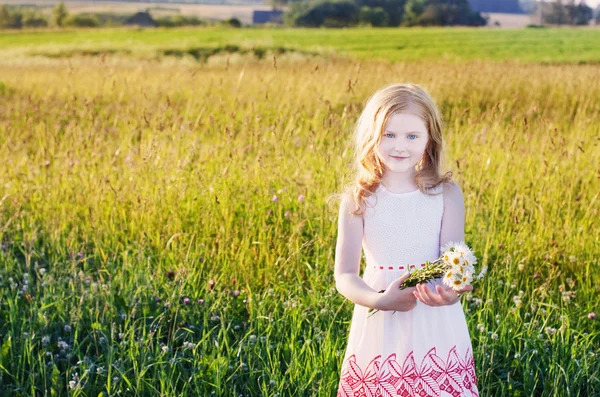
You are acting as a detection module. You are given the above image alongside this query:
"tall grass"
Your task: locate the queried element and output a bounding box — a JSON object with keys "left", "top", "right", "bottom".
{"left": 0, "top": 46, "right": 599, "bottom": 395}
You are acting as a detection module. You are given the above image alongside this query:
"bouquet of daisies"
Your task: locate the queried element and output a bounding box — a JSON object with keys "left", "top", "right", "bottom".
{"left": 367, "top": 241, "right": 486, "bottom": 317}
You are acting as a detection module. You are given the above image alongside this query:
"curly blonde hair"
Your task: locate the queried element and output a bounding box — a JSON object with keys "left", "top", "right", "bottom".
{"left": 330, "top": 83, "right": 454, "bottom": 216}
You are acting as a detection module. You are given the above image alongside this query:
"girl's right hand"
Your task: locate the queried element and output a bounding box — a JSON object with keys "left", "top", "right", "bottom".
{"left": 377, "top": 272, "right": 418, "bottom": 312}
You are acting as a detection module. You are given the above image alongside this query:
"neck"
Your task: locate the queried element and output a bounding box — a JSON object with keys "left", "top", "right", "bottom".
{"left": 381, "top": 169, "right": 417, "bottom": 191}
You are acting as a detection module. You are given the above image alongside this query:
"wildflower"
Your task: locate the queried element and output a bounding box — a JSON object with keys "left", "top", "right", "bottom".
{"left": 161, "top": 345, "right": 169, "bottom": 354}
{"left": 476, "top": 323, "right": 485, "bottom": 332}
{"left": 588, "top": 312, "right": 597, "bottom": 320}
{"left": 208, "top": 279, "right": 215, "bottom": 290}
{"left": 183, "top": 297, "right": 191, "bottom": 305}
{"left": 512, "top": 295, "right": 522, "bottom": 308}
{"left": 231, "top": 290, "right": 240, "bottom": 297}
{"left": 514, "top": 353, "right": 521, "bottom": 359}
{"left": 39, "top": 268, "right": 46, "bottom": 276}
{"left": 272, "top": 195, "right": 278, "bottom": 202}
{"left": 491, "top": 333, "right": 498, "bottom": 340}
{"left": 167, "top": 271, "right": 175, "bottom": 280}
{"left": 64, "top": 325, "right": 72, "bottom": 333}
{"left": 298, "top": 194, "right": 305, "bottom": 202}
{"left": 197, "top": 299, "right": 205, "bottom": 305}
{"left": 517, "top": 263, "right": 524, "bottom": 271}
{"left": 42, "top": 336, "right": 50, "bottom": 346}
{"left": 249, "top": 335, "right": 257, "bottom": 345}
{"left": 284, "top": 211, "right": 290, "bottom": 217}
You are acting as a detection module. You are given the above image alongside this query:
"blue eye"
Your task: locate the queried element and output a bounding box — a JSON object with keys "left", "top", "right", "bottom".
{"left": 385, "top": 133, "right": 394, "bottom": 138}
{"left": 408, "top": 135, "right": 417, "bottom": 140}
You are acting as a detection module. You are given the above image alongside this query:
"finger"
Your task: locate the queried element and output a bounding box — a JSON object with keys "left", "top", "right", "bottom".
{"left": 413, "top": 289, "right": 428, "bottom": 304}
{"left": 398, "top": 272, "right": 411, "bottom": 281}
{"left": 420, "top": 283, "right": 444, "bottom": 306}
{"left": 436, "top": 285, "right": 456, "bottom": 301}
{"left": 436, "top": 285, "right": 459, "bottom": 304}
{"left": 417, "top": 284, "right": 437, "bottom": 306}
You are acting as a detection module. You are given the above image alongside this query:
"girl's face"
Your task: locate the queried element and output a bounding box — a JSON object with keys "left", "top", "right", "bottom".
{"left": 376, "top": 112, "right": 429, "bottom": 175}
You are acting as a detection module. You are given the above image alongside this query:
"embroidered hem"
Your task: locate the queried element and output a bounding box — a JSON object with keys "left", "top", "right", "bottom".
{"left": 337, "top": 346, "right": 478, "bottom": 397}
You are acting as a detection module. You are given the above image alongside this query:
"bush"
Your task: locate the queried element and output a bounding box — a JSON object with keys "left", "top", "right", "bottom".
{"left": 22, "top": 10, "right": 48, "bottom": 28}
{"left": 155, "top": 14, "right": 205, "bottom": 27}
{"left": 288, "top": 0, "right": 359, "bottom": 27}
{"left": 219, "top": 17, "right": 241, "bottom": 27}
{"left": 64, "top": 14, "right": 100, "bottom": 27}
{"left": 0, "top": 5, "right": 22, "bottom": 29}
{"left": 358, "top": 6, "right": 389, "bottom": 27}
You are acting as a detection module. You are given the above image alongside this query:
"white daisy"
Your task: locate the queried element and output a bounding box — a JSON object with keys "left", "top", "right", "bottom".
{"left": 447, "top": 252, "right": 464, "bottom": 267}
{"left": 450, "top": 277, "right": 466, "bottom": 291}
{"left": 443, "top": 270, "right": 458, "bottom": 288}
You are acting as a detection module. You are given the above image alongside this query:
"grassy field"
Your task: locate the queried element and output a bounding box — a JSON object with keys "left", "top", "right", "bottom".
{"left": 0, "top": 27, "right": 599, "bottom": 396}
{"left": 2, "top": 26, "right": 600, "bottom": 64}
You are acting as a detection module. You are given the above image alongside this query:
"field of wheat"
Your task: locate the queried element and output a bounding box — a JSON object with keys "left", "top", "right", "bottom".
{"left": 0, "top": 26, "right": 599, "bottom": 396}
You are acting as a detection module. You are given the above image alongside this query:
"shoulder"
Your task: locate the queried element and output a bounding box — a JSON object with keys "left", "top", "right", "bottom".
{"left": 339, "top": 192, "right": 365, "bottom": 224}
{"left": 441, "top": 181, "right": 464, "bottom": 209}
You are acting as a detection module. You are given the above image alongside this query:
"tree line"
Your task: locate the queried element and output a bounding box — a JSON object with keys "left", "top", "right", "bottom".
{"left": 0, "top": 0, "right": 597, "bottom": 29}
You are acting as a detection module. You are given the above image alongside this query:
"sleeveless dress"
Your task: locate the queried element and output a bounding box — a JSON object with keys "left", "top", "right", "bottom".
{"left": 336, "top": 183, "right": 478, "bottom": 397}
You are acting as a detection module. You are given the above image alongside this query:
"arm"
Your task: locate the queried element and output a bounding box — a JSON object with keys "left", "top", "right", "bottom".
{"left": 439, "top": 181, "right": 466, "bottom": 252}
{"left": 414, "top": 182, "right": 472, "bottom": 306}
{"left": 334, "top": 194, "right": 385, "bottom": 310}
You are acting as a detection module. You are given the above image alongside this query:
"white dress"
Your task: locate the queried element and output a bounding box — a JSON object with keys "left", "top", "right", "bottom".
{"left": 337, "top": 183, "right": 478, "bottom": 397}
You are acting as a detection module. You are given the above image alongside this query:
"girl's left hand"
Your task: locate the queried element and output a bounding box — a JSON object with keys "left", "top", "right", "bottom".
{"left": 413, "top": 282, "right": 473, "bottom": 306}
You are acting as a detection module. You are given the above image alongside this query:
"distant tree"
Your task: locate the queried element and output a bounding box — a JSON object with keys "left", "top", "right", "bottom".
{"left": 0, "top": 5, "right": 22, "bottom": 29}
{"left": 539, "top": 0, "right": 592, "bottom": 25}
{"left": 22, "top": 10, "right": 48, "bottom": 27}
{"left": 286, "top": 0, "right": 360, "bottom": 26}
{"left": 0, "top": 5, "right": 12, "bottom": 28}
{"left": 359, "top": 5, "right": 389, "bottom": 26}
{"left": 64, "top": 14, "right": 100, "bottom": 27}
{"left": 53, "top": 1, "right": 68, "bottom": 27}
{"left": 355, "top": 0, "right": 406, "bottom": 26}
{"left": 401, "top": 0, "right": 486, "bottom": 26}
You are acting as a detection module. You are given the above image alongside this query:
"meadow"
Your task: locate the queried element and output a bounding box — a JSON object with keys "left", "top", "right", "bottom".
{"left": 0, "top": 26, "right": 599, "bottom": 396}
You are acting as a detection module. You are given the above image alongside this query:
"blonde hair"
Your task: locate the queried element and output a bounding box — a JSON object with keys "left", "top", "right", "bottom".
{"left": 330, "top": 83, "right": 453, "bottom": 216}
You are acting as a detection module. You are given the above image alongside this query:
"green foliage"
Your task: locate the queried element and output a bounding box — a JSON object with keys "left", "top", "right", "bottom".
{"left": 401, "top": 0, "right": 486, "bottom": 26}
{"left": 64, "top": 14, "right": 100, "bottom": 28}
{"left": 287, "top": 0, "right": 360, "bottom": 27}
{"left": 220, "top": 17, "right": 242, "bottom": 28}
{"left": 155, "top": 14, "right": 206, "bottom": 28}
{"left": 22, "top": 10, "right": 48, "bottom": 28}
{"left": 538, "top": 0, "right": 594, "bottom": 25}
{"left": 52, "top": 1, "right": 68, "bottom": 27}
{"left": 0, "top": 5, "right": 22, "bottom": 29}
{"left": 358, "top": 6, "right": 389, "bottom": 26}
{"left": 355, "top": 0, "right": 406, "bottom": 26}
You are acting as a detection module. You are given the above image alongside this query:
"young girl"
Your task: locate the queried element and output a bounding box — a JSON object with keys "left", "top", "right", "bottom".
{"left": 333, "top": 83, "right": 478, "bottom": 397}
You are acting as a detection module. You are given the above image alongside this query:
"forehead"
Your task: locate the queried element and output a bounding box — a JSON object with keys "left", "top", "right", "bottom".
{"left": 384, "top": 112, "right": 427, "bottom": 133}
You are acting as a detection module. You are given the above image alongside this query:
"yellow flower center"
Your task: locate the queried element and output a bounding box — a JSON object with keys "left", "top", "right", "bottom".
{"left": 453, "top": 258, "right": 460, "bottom": 265}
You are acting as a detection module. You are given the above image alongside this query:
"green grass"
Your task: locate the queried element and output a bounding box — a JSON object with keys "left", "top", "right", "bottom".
{"left": 0, "top": 27, "right": 599, "bottom": 396}
{"left": 2, "top": 26, "right": 600, "bottom": 64}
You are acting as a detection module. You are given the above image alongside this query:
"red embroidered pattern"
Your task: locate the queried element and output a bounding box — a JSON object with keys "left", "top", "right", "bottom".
{"left": 337, "top": 346, "right": 478, "bottom": 397}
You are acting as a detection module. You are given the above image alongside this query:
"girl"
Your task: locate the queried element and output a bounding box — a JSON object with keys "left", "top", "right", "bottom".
{"left": 333, "top": 83, "right": 478, "bottom": 397}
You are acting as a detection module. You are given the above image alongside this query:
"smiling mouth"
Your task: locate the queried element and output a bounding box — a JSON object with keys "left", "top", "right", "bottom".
{"left": 391, "top": 156, "right": 408, "bottom": 160}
